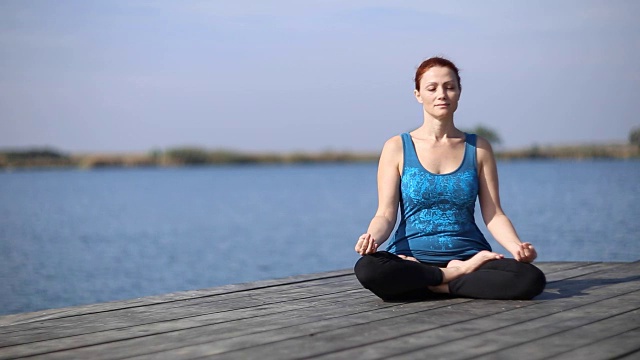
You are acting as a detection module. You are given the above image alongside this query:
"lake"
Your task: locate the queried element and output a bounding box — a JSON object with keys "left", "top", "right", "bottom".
{"left": 1, "top": 160, "right": 639, "bottom": 315}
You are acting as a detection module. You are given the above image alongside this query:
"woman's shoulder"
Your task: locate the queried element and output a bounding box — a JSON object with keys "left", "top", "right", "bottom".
{"left": 473, "top": 134, "right": 496, "bottom": 164}
{"left": 473, "top": 135, "right": 494, "bottom": 151}
{"left": 377, "top": 135, "right": 404, "bottom": 165}
{"left": 381, "top": 135, "right": 404, "bottom": 154}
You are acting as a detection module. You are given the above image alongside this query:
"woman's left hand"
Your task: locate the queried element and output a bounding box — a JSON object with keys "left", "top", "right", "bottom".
{"left": 514, "top": 242, "right": 537, "bottom": 263}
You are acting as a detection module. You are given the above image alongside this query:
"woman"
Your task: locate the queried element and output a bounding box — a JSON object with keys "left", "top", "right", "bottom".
{"left": 354, "top": 56, "right": 546, "bottom": 301}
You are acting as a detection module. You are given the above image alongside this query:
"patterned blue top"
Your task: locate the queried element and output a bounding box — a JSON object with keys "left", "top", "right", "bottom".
{"left": 385, "top": 133, "right": 491, "bottom": 263}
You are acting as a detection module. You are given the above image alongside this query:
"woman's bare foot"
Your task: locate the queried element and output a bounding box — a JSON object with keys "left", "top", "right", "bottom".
{"left": 433, "top": 251, "right": 504, "bottom": 291}
{"left": 448, "top": 251, "right": 504, "bottom": 274}
{"left": 447, "top": 259, "right": 465, "bottom": 268}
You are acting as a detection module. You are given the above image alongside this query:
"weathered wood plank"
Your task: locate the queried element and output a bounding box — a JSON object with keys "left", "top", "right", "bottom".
{"left": 613, "top": 348, "right": 640, "bottom": 360}
{"left": 125, "top": 299, "right": 480, "bottom": 360}
{"left": 225, "top": 289, "right": 640, "bottom": 359}
{"left": 535, "top": 261, "right": 601, "bottom": 275}
{"left": 0, "top": 262, "right": 602, "bottom": 333}
{"left": 0, "top": 262, "right": 637, "bottom": 360}
{"left": 544, "top": 262, "right": 626, "bottom": 283}
{"left": 120, "top": 264, "right": 639, "bottom": 360}
{"left": 0, "top": 289, "right": 375, "bottom": 359}
{"left": 474, "top": 311, "right": 640, "bottom": 359}
{"left": 0, "top": 262, "right": 597, "bottom": 329}
{"left": 313, "top": 294, "right": 640, "bottom": 360}
{"left": 263, "top": 262, "right": 640, "bottom": 360}
{"left": 381, "top": 263, "right": 640, "bottom": 360}
{"left": 0, "top": 262, "right": 590, "bottom": 342}
{"left": 6, "top": 298, "right": 472, "bottom": 360}
{"left": 0, "top": 262, "right": 600, "bottom": 358}
{"left": 0, "top": 269, "right": 353, "bottom": 327}
{"left": 0, "top": 276, "right": 359, "bottom": 343}
{"left": 545, "top": 327, "right": 640, "bottom": 360}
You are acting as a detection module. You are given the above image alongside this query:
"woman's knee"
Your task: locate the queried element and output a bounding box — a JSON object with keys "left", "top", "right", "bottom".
{"left": 354, "top": 252, "right": 412, "bottom": 300}
{"left": 514, "top": 264, "right": 547, "bottom": 300}
{"left": 354, "top": 254, "right": 381, "bottom": 288}
{"left": 485, "top": 259, "right": 547, "bottom": 299}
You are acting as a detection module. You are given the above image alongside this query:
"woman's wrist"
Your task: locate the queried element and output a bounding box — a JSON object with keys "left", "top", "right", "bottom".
{"left": 501, "top": 241, "right": 523, "bottom": 258}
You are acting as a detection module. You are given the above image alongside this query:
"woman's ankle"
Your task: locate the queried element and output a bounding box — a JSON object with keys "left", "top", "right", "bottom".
{"left": 428, "top": 283, "right": 450, "bottom": 293}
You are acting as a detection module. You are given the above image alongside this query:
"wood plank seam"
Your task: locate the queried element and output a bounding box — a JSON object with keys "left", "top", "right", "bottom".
{"left": 368, "top": 290, "right": 640, "bottom": 359}
{"left": 0, "top": 262, "right": 637, "bottom": 360}
{"left": 538, "top": 324, "right": 640, "bottom": 360}
{"left": 201, "top": 268, "right": 633, "bottom": 358}
{"left": 0, "top": 276, "right": 360, "bottom": 334}
{"left": 0, "top": 296, "right": 435, "bottom": 360}
{"left": 0, "top": 272, "right": 356, "bottom": 327}
{"left": 0, "top": 286, "right": 368, "bottom": 348}
{"left": 468, "top": 306, "right": 640, "bottom": 360}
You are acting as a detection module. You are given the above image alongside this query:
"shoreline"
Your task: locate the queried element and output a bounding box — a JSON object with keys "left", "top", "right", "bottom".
{"left": 1, "top": 143, "right": 639, "bottom": 169}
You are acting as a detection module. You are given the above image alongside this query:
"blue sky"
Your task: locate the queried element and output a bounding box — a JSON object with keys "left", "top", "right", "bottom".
{"left": 1, "top": 0, "right": 639, "bottom": 153}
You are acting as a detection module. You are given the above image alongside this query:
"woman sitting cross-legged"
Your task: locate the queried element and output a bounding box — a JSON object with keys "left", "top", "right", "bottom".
{"left": 354, "top": 56, "right": 546, "bottom": 301}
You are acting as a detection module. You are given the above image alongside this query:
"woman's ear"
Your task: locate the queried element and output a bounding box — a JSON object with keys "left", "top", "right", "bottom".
{"left": 413, "top": 89, "right": 423, "bottom": 104}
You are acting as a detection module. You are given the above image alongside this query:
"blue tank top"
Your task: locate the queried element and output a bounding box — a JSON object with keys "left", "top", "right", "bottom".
{"left": 385, "top": 132, "right": 491, "bottom": 263}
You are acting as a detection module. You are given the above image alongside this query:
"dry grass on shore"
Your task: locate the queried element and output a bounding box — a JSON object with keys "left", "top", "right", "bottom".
{"left": 497, "top": 143, "right": 639, "bottom": 160}
{"left": 1, "top": 143, "right": 639, "bottom": 169}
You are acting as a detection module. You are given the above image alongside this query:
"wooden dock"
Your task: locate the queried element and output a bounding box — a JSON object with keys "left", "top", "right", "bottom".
{"left": 1, "top": 261, "right": 639, "bottom": 359}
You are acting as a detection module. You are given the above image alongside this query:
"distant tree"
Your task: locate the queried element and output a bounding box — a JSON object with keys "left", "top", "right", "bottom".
{"left": 3, "top": 148, "right": 67, "bottom": 160}
{"left": 0, "top": 148, "right": 71, "bottom": 168}
{"left": 630, "top": 127, "right": 640, "bottom": 147}
{"left": 165, "top": 147, "right": 210, "bottom": 164}
{"left": 463, "top": 124, "right": 502, "bottom": 145}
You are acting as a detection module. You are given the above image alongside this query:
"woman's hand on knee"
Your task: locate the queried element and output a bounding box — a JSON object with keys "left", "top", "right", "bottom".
{"left": 355, "top": 233, "right": 378, "bottom": 255}
{"left": 515, "top": 242, "right": 537, "bottom": 263}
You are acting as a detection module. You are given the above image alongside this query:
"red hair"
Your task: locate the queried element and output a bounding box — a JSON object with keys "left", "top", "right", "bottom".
{"left": 414, "top": 56, "right": 461, "bottom": 91}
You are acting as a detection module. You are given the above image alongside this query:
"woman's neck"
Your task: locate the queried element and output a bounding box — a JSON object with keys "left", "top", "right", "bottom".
{"left": 413, "top": 115, "right": 462, "bottom": 141}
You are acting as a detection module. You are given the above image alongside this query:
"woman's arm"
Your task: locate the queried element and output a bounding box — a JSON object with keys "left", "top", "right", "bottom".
{"left": 476, "top": 136, "right": 537, "bottom": 262}
{"left": 355, "top": 136, "right": 402, "bottom": 255}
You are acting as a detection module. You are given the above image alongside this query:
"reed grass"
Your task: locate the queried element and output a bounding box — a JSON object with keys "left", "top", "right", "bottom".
{"left": 1, "top": 143, "right": 638, "bottom": 169}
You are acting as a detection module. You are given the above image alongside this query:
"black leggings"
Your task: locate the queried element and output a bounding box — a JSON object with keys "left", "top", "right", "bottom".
{"left": 354, "top": 251, "right": 546, "bottom": 301}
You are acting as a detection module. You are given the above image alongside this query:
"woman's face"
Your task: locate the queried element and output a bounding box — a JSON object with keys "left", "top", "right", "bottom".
{"left": 414, "top": 66, "right": 460, "bottom": 120}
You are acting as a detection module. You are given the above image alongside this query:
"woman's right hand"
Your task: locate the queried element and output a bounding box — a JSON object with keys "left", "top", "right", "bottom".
{"left": 355, "top": 233, "right": 378, "bottom": 255}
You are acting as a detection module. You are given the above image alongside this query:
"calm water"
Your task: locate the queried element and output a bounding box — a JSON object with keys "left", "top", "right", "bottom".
{"left": 1, "top": 160, "right": 639, "bottom": 315}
